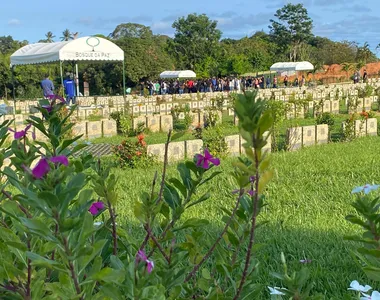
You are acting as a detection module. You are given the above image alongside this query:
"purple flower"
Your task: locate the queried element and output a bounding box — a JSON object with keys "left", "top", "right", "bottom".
{"left": 47, "top": 94, "right": 65, "bottom": 103}
{"left": 30, "top": 155, "right": 69, "bottom": 179}
{"left": 50, "top": 156, "right": 69, "bottom": 166}
{"left": 88, "top": 201, "right": 105, "bottom": 215}
{"left": 195, "top": 149, "right": 220, "bottom": 169}
{"left": 32, "top": 158, "right": 50, "bottom": 179}
{"left": 41, "top": 104, "right": 53, "bottom": 113}
{"left": 232, "top": 188, "right": 256, "bottom": 197}
{"left": 8, "top": 124, "right": 33, "bottom": 140}
{"left": 136, "top": 250, "right": 154, "bottom": 273}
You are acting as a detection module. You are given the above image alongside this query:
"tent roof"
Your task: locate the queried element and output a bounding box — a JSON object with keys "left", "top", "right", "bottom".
{"left": 10, "top": 36, "right": 124, "bottom": 66}
{"left": 270, "top": 61, "right": 314, "bottom": 71}
{"left": 160, "top": 70, "right": 196, "bottom": 79}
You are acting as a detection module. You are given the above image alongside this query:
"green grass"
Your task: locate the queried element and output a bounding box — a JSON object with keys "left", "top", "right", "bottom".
{"left": 112, "top": 136, "right": 380, "bottom": 298}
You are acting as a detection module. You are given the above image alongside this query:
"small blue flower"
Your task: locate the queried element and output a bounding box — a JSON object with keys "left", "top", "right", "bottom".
{"left": 352, "top": 184, "right": 380, "bottom": 195}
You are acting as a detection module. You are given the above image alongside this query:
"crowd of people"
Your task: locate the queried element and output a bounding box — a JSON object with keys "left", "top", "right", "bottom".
{"left": 136, "top": 74, "right": 310, "bottom": 96}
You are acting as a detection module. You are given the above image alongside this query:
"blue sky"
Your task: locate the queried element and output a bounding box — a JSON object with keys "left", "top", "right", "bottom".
{"left": 2, "top": 0, "right": 379, "bottom": 52}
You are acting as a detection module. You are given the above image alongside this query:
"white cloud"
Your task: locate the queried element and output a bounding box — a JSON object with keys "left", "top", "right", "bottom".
{"left": 8, "top": 18, "right": 21, "bottom": 26}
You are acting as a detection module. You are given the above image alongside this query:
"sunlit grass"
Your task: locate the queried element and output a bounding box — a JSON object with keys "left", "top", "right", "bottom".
{"left": 112, "top": 136, "right": 380, "bottom": 297}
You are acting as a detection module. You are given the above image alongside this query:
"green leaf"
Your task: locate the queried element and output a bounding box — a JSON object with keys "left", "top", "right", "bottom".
{"left": 173, "top": 218, "right": 209, "bottom": 231}
{"left": 89, "top": 267, "right": 125, "bottom": 284}
{"left": 202, "top": 268, "right": 211, "bottom": 280}
{"left": 26, "top": 252, "right": 67, "bottom": 272}
{"left": 186, "top": 192, "right": 210, "bottom": 209}
{"left": 163, "top": 184, "right": 181, "bottom": 210}
{"left": 169, "top": 178, "right": 187, "bottom": 198}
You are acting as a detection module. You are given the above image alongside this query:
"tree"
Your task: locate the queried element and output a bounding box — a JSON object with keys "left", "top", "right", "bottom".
{"left": 356, "top": 42, "right": 376, "bottom": 64}
{"left": 170, "top": 13, "right": 222, "bottom": 70}
{"left": 45, "top": 31, "right": 55, "bottom": 43}
{"left": 269, "top": 3, "right": 313, "bottom": 61}
{"left": 61, "top": 29, "right": 73, "bottom": 41}
{"left": 109, "top": 23, "right": 153, "bottom": 39}
{"left": 341, "top": 62, "right": 354, "bottom": 79}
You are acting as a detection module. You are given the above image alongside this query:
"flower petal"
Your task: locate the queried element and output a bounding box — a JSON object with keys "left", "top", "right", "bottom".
{"left": 137, "top": 250, "right": 148, "bottom": 261}
{"left": 93, "top": 201, "right": 104, "bottom": 210}
{"left": 88, "top": 205, "right": 99, "bottom": 215}
{"left": 204, "top": 148, "right": 212, "bottom": 159}
{"left": 195, "top": 154, "right": 204, "bottom": 167}
{"left": 146, "top": 260, "right": 154, "bottom": 273}
{"left": 14, "top": 131, "right": 26, "bottom": 140}
{"left": 209, "top": 157, "right": 220, "bottom": 166}
{"left": 202, "top": 159, "right": 210, "bottom": 169}
{"left": 32, "top": 158, "right": 50, "bottom": 179}
{"left": 50, "top": 155, "right": 69, "bottom": 166}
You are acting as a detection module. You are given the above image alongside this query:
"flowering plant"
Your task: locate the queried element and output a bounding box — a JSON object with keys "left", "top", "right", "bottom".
{"left": 112, "top": 134, "right": 153, "bottom": 168}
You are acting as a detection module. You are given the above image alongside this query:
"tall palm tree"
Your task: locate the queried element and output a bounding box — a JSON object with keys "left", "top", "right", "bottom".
{"left": 61, "top": 29, "right": 73, "bottom": 41}
{"left": 341, "top": 63, "right": 354, "bottom": 80}
{"left": 356, "top": 42, "right": 371, "bottom": 65}
{"left": 45, "top": 31, "right": 55, "bottom": 43}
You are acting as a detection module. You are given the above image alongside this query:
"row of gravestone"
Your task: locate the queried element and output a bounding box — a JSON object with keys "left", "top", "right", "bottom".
{"left": 12, "top": 119, "right": 117, "bottom": 142}
{"left": 146, "top": 132, "right": 272, "bottom": 162}
{"left": 342, "top": 118, "right": 378, "bottom": 138}
{"left": 286, "top": 119, "right": 378, "bottom": 151}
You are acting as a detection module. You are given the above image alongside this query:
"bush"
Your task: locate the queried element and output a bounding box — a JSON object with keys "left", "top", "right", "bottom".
{"left": 112, "top": 134, "right": 154, "bottom": 168}
{"left": 202, "top": 126, "right": 228, "bottom": 157}
{"left": 316, "top": 112, "right": 335, "bottom": 127}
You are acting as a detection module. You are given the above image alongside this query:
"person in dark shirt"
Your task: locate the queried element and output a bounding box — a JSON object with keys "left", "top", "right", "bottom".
{"left": 63, "top": 74, "right": 76, "bottom": 105}
{"left": 41, "top": 74, "right": 54, "bottom": 98}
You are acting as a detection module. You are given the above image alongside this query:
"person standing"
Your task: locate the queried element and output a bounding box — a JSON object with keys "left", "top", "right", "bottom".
{"left": 363, "top": 69, "right": 368, "bottom": 83}
{"left": 63, "top": 74, "right": 76, "bottom": 105}
{"left": 273, "top": 75, "right": 278, "bottom": 89}
{"left": 41, "top": 74, "right": 54, "bottom": 98}
{"left": 284, "top": 75, "right": 288, "bottom": 87}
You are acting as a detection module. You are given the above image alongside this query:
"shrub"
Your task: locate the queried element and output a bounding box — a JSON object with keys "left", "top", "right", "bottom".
{"left": 204, "top": 109, "right": 220, "bottom": 128}
{"left": 202, "top": 126, "right": 228, "bottom": 157}
{"left": 316, "top": 112, "right": 335, "bottom": 127}
{"left": 192, "top": 124, "right": 203, "bottom": 139}
{"left": 112, "top": 134, "right": 153, "bottom": 168}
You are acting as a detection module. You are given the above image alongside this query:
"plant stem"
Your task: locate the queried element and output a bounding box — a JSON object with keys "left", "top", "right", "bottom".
{"left": 62, "top": 236, "right": 82, "bottom": 297}
{"left": 234, "top": 150, "right": 260, "bottom": 300}
{"left": 185, "top": 189, "right": 244, "bottom": 282}
{"left": 156, "top": 129, "right": 172, "bottom": 205}
{"left": 25, "top": 238, "right": 31, "bottom": 300}
{"left": 107, "top": 200, "right": 118, "bottom": 255}
{"left": 145, "top": 225, "right": 170, "bottom": 263}
{"left": 1, "top": 189, "right": 32, "bottom": 218}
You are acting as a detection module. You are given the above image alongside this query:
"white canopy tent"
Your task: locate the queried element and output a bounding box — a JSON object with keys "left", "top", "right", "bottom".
{"left": 10, "top": 36, "right": 125, "bottom": 98}
{"left": 270, "top": 61, "right": 314, "bottom": 72}
{"left": 160, "top": 70, "right": 196, "bottom": 79}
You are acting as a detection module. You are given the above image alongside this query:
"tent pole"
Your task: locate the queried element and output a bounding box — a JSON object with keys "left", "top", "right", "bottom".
{"left": 11, "top": 66, "right": 16, "bottom": 115}
{"left": 75, "top": 63, "right": 79, "bottom": 97}
{"left": 122, "top": 60, "right": 126, "bottom": 98}
{"left": 60, "top": 61, "right": 64, "bottom": 97}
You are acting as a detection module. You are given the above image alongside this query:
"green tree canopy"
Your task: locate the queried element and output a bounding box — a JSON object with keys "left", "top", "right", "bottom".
{"left": 170, "top": 13, "right": 222, "bottom": 70}
{"left": 269, "top": 3, "right": 313, "bottom": 61}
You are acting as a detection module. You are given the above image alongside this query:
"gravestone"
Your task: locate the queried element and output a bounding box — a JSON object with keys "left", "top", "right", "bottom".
{"left": 133, "top": 116, "right": 147, "bottom": 130}
{"left": 191, "top": 112, "right": 199, "bottom": 128}
{"left": 364, "top": 98, "right": 371, "bottom": 110}
{"left": 166, "top": 103, "right": 173, "bottom": 113}
{"left": 199, "top": 101, "right": 204, "bottom": 109}
{"left": 323, "top": 101, "right": 331, "bottom": 113}
{"left": 225, "top": 135, "right": 240, "bottom": 156}
{"left": 178, "top": 112, "right": 185, "bottom": 120}
{"left": 146, "top": 105, "right": 153, "bottom": 115}
{"left": 316, "top": 124, "right": 329, "bottom": 144}
{"left": 102, "top": 107, "right": 110, "bottom": 118}
{"left": 168, "top": 141, "right": 185, "bottom": 162}
{"left": 102, "top": 120, "right": 117, "bottom": 137}
{"left": 147, "top": 115, "right": 160, "bottom": 132}
{"left": 302, "top": 125, "right": 316, "bottom": 147}
{"left": 14, "top": 114, "right": 24, "bottom": 125}
{"left": 286, "top": 127, "right": 302, "bottom": 151}
{"left": 147, "top": 144, "right": 165, "bottom": 162}
{"left": 355, "top": 120, "right": 366, "bottom": 137}
{"left": 263, "top": 131, "right": 271, "bottom": 153}
{"left": 160, "top": 115, "right": 173, "bottom": 132}
{"left": 78, "top": 109, "right": 86, "bottom": 120}
{"left": 331, "top": 100, "right": 339, "bottom": 114}
{"left": 87, "top": 121, "right": 102, "bottom": 139}
{"left": 185, "top": 139, "right": 203, "bottom": 159}
{"left": 139, "top": 105, "right": 147, "bottom": 115}
{"left": 366, "top": 118, "right": 377, "bottom": 136}
{"left": 72, "top": 122, "right": 87, "bottom": 138}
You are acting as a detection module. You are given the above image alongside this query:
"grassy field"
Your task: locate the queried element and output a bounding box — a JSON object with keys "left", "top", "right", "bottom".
{"left": 111, "top": 136, "right": 380, "bottom": 298}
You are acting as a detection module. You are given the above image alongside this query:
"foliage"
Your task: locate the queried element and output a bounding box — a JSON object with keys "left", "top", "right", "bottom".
{"left": 202, "top": 126, "right": 228, "bottom": 157}
{"left": 112, "top": 134, "right": 153, "bottom": 168}
{"left": 316, "top": 112, "right": 335, "bottom": 128}
{"left": 265, "top": 100, "right": 287, "bottom": 151}
{"left": 204, "top": 108, "right": 220, "bottom": 128}
{"left": 346, "top": 185, "right": 380, "bottom": 283}
{"left": 169, "top": 13, "right": 222, "bottom": 70}
{"left": 269, "top": 3, "right": 313, "bottom": 61}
